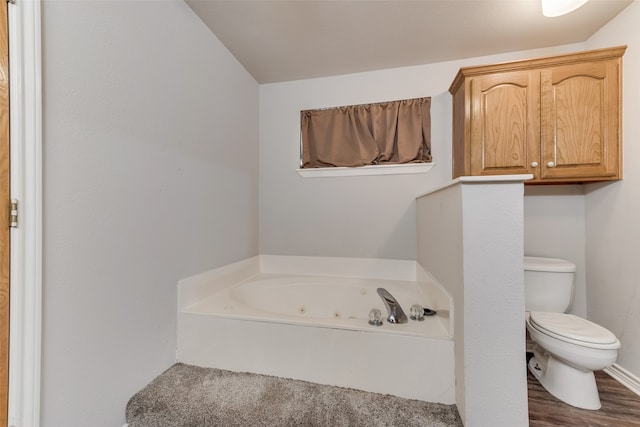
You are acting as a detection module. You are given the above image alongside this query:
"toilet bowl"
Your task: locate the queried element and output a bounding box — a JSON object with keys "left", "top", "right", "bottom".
{"left": 524, "top": 256, "right": 621, "bottom": 410}
{"left": 526, "top": 311, "right": 620, "bottom": 410}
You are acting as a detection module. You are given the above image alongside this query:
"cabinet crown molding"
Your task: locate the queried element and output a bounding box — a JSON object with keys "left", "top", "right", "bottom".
{"left": 449, "top": 45, "right": 627, "bottom": 95}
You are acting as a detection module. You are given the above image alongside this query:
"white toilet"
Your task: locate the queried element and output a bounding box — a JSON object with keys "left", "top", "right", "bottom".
{"left": 524, "top": 256, "right": 621, "bottom": 410}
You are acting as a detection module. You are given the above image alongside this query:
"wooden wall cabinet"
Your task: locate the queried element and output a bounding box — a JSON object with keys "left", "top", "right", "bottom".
{"left": 449, "top": 46, "right": 626, "bottom": 184}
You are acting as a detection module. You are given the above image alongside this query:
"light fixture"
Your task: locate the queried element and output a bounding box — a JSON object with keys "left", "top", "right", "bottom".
{"left": 542, "top": 0, "right": 589, "bottom": 17}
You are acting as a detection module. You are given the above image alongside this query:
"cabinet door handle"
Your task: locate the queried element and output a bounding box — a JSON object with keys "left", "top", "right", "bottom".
{"left": 547, "top": 161, "right": 556, "bottom": 168}
{"left": 531, "top": 162, "right": 539, "bottom": 168}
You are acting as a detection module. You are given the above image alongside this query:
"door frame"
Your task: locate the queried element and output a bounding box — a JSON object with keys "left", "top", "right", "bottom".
{"left": 8, "top": 0, "right": 42, "bottom": 426}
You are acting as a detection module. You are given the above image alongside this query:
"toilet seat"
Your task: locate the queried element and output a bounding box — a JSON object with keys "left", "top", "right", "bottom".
{"left": 529, "top": 312, "right": 620, "bottom": 350}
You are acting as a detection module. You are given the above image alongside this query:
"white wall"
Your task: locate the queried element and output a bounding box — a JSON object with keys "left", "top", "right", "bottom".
{"left": 417, "top": 184, "right": 466, "bottom": 416}
{"left": 584, "top": 0, "right": 640, "bottom": 379}
{"left": 417, "top": 177, "right": 529, "bottom": 426}
{"left": 38, "top": 0, "right": 628, "bottom": 422}
{"left": 41, "top": 1, "right": 259, "bottom": 425}
{"left": 259, "top": 43, "right": 585, "bottom": 261}
{"left": 524, "top": 186, "right": 587, "bottom": 317}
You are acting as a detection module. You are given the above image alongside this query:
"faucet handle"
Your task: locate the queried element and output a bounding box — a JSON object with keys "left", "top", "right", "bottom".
{"left": 410, "top": 304, "right": 425, "bottom": 321}
{"left": 368, "top": 308, "right": 383, "bottom": 326}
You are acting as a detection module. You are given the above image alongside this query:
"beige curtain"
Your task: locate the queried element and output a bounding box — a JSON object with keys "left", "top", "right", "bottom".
{"left": 300, "top": 97, "right": 431, "bottom": 168}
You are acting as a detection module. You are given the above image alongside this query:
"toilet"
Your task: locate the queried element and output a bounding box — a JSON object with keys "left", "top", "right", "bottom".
{"left": 524, "top": 256, "right": 621, "bottom": 410}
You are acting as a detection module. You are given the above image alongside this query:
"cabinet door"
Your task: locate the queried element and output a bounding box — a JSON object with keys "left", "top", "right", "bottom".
{"left": 540, "top": 60, "right": 621, "bottom": 180}
{"left": 470, "top": 71, "right": 540, "bottom": 177}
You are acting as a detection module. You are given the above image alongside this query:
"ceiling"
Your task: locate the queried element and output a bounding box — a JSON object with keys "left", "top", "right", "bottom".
{"left": 186, "top": 0, "right": 632, "bottom": 84}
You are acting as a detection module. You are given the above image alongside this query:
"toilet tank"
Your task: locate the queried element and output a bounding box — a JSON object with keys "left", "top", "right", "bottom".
{"left": 524, "top": 256, "right": 576, "bottom": 313}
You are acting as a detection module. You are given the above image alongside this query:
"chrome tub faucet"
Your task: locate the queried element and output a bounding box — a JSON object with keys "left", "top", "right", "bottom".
{"left": 376, "top": 288, "right": 408, "bottom": 324}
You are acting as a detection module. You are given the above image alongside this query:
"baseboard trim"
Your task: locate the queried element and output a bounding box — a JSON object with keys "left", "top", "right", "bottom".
{"left": 604, "top": 363, "right": 640, "bottom": 397}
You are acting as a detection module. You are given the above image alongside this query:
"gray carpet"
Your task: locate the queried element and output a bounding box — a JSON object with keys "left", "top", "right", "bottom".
{"left": 126, "top": 363, "right": 463, "bottom": 427}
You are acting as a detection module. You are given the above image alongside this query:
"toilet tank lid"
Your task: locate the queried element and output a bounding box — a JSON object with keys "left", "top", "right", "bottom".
{"left": 524, "top": 256, "right": 576, "bottom": 273}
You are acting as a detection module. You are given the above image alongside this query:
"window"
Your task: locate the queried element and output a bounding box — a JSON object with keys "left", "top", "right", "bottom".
{"left": 300, "top": 97, "right": 431, "bottom": 169}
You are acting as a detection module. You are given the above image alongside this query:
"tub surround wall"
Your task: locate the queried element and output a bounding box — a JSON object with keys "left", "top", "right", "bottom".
{"left": 177, "top": 255, "right": 417, "bottom": 309}
{"left": 259, "top": 254, "right": 419, "bottom": 280}
{"left": 417, "top": 176, "right": 529, "bottom": 426}
{"left": 42, "top": 1, "right": 259, "bottom": 425}
{"left": 584, "top": 0, "right": 640, "bottom": 385}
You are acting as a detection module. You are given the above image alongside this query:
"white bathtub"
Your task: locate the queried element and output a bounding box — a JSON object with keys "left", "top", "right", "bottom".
{"left": 177, "top": 255, "right": 455, "bottom": 403}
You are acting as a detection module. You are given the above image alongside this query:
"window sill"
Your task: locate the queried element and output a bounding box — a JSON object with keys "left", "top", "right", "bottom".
{"left": 297, "top": 162, "right": 435, "bottom": 178}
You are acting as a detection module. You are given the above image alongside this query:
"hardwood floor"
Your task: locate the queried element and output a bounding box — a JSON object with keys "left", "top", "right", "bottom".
{"left": 528, "top": 355, "right": 640, "bottom": 426}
